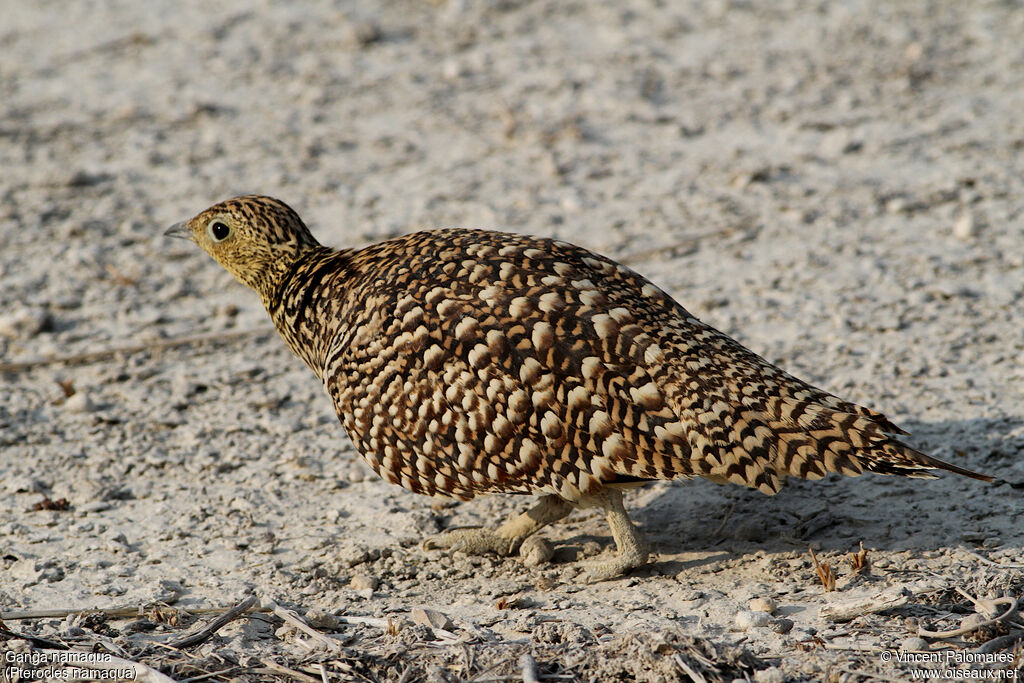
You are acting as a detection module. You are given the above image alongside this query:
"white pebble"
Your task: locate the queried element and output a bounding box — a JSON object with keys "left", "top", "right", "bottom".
{"left": 411, "top": 607, "right": 454, "bottom": 631}
{"left": 754, "top": 667, "right": 787, "bottom": 683}
{"left": 885, "top": 197, "right": 907, "bottom": 213}
{"left": 64, "top": 392, "right": 95, "bottom": 413}
{"left": 349, "top": 573, "right": 379, "bottom": 591}
{"left": 734, "top": 610, "right": 771, "bottom": 630}
{"left": 901, "top": 636, "right": 930, "bottom": 651}
{"left": 0, "top": 306, "right": 50, "bottom": 338}
{"left": 953, "top": 212, "right": 977, "bottom": 240}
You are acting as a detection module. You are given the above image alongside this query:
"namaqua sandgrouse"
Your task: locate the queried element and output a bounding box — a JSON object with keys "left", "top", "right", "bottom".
{"left": 168, "top": 195, "right": 992, "bottom": 580}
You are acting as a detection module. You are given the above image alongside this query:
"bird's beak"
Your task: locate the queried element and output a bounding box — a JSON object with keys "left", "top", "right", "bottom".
{"left": 164, "top": 221, "right": 191, "bottom": 240}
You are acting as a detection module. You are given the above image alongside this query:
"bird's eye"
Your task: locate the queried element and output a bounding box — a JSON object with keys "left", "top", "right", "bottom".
{"left": 207, "top": 219, "right": 231, "bottom": 242}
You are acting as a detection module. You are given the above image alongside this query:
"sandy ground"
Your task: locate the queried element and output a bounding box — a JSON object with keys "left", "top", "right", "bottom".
{"left": 2, "top": 1, "right": 1023, "bottom": 681}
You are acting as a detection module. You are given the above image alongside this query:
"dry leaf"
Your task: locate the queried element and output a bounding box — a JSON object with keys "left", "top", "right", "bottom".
{"left": 848, "top": 541, "right": 869, "bottom": 574}
{"left": 809, "top": 547, "right": 836, "bottom": 592}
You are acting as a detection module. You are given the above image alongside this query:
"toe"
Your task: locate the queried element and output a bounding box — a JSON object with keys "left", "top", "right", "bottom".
{"left": 423, "top": 528, "right": 516, "bottom": 556}
{"left": 581, "top": 548, "right": 651, "bottom": 583}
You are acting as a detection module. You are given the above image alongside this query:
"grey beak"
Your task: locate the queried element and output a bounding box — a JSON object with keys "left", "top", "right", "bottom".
{"left": 164, "top": 221, "right": 191, "bottom": 239}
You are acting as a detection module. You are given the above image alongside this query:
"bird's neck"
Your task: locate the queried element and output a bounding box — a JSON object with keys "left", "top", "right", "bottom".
{"left": 263, "top": 246, "right": 349, "bottom": 378}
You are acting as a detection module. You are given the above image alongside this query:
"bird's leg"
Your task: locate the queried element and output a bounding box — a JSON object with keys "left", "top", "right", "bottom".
{"left": 424, "top": 494, "right": 574, "bottom": 557}
{"left": 579, "top": 488, "right": 651, "bottom": 582}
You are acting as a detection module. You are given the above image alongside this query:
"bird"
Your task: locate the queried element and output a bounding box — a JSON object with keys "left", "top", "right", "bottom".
{"left": 166, "top": 195, "right": 992, "bottom": 580}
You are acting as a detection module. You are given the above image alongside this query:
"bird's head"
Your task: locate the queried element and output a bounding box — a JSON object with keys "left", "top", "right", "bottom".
{"left": 167, "top": 195, "right": 321, "bottom": 302}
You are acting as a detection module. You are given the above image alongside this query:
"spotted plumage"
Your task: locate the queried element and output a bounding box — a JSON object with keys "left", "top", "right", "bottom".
{"left": 168, "top": 195, "right": 992, "bottom": 579}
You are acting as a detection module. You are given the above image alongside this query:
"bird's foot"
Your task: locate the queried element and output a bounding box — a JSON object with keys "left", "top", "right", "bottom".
{"left": 424, "top": 495, "right": 574, "bottom": 559}
{"left": 423, "top": 527, "right": 519, "bottom": 557}
{"left": 580, "top": 545, "right": 650, "bottom": 583}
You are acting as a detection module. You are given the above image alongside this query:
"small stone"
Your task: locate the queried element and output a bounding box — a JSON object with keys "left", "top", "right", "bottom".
{"left": 336, "top": 544, "right": 372, "bottom": 567}
{"left": 122, "top": 619, "right": 157, "bottom": 634}
{"left": 749, "top": 597, "right": 778, "bottom": 614}
{"left": 754, "top": 667, "right": 786, "bottom": 683}
{"left": 734, "top": 610, "right": 771, "bottom": 631}
{"left": 442, "top": 59, "right": 467, "bottom": 81}
{"left": 519, "top": 536, "right": 553, "bottom": 567}
{"left": 105, "top": 540, "right": 128, "bottom": 553}
{"left": 106, "top": 531, "right": 129, "bottom": 546}
{"left": 344, "top": 465, "right": 368, "bottom": 484}
{"left": 411, "top": 607, "right": 454, "bottom": 631}
{"left": 218, "top": 303, "right": 240, "bottom": 318}
{"left": 731, "top": 171, "right": 753, "bottom": 189}
{"left": 769, "top": 618, "right": 793, "bottom": 634}
{"left": 305, "top": 610, "right": 340, "bottom": 629}
{"left": 77, "top": 501, "right": 112, "bottom": 514}
{"left": 677, "top": 589, "right": 705, "bottom": 602}
{"left": 345, "top": 21, "right": 381, "bottom": 48}
{"left": 820, "top": 131, "right": 861, "bottom": 158}
{"left": 790, "top": 628, "right": 816, "bottom": 642}
{"left": 953, "top": 212, "right": 976, "bottom": 240}
{"left": 885, "top": 197, "right": 907, "bottom": 213}
{"left": 349, "top": 573, "right": 378, "bottom": 592}
{"left": 535, "top": 575, "right": 556, "bottom": 591}
{"left": 0, "top": 306, "right": 50, "bottom": 338}
{"left": 157, "top": 579, "right": 184, "bottom": 603}
{"left": 64, "top": 392, "right": 95, "bottom": 413}
{"left": 901, "top": 637, "right": 929, "bottom": 651}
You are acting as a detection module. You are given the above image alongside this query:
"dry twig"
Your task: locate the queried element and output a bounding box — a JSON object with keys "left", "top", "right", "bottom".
{"left": 0, "top": 626, "right": 68, "bottom": 650}
{"left": 673, "top": 654, "right": 708, "bottom": 683}
{"left": 973, "top": 631, "right": 1024, "bottom": 654}
{"left": 259, "top": 658, "right": 322, "bottom": 682}
{"left": 819, "top": 587, "right": 911, "bottom": 622}
{"left": 167, "top": 594, "right": 258, "bottom": 649}
{"left": 918, "top": 593, "right": 1019, "bottom": 639}
{"left": 1, "top": 603, "right": 272, "bottom": 622}
{"left": 960, "top": 547, "right": 1024, "bottom": 569}
{"left": 265, "top": 600, "right": 344, "bottom": 653}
